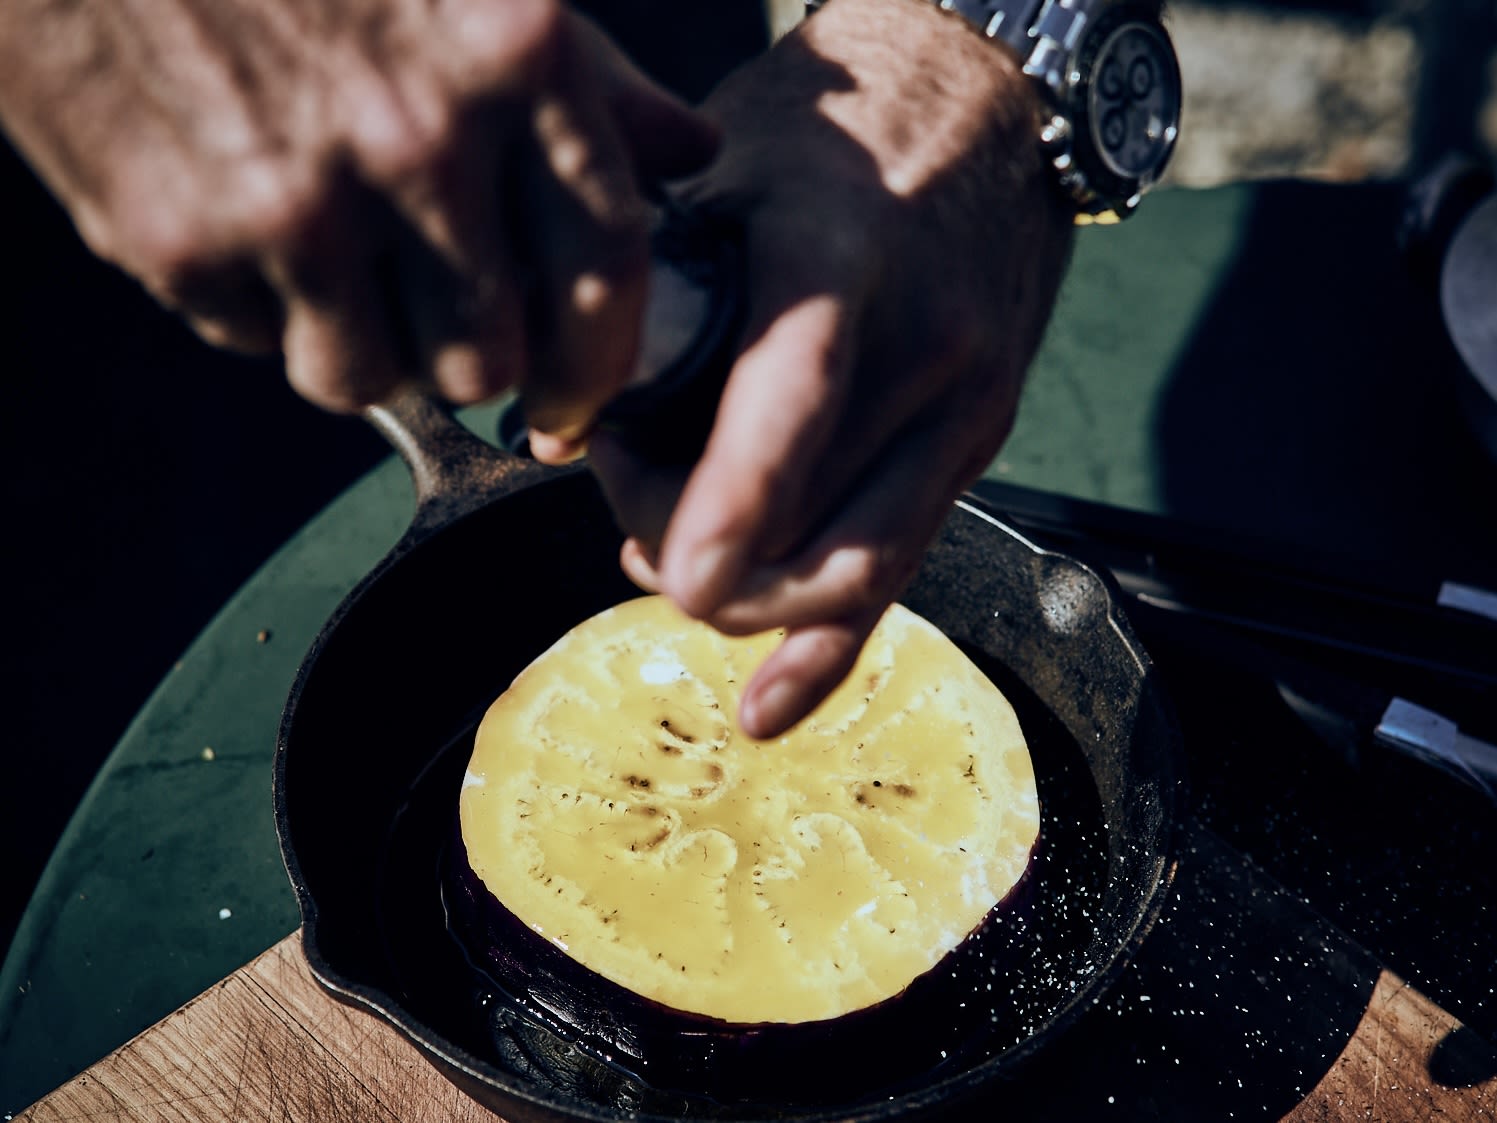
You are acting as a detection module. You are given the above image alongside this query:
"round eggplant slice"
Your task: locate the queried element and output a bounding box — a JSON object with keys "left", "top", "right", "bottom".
{"left": 448, "top": 596, "right": 1041, "bottom": 1102}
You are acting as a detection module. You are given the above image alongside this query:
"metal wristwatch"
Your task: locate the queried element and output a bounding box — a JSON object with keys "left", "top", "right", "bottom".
{"left": 805, "top": 0, "right": 1182, "bottom": 222}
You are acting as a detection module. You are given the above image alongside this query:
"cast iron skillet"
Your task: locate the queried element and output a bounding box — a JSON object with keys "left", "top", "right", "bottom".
{"left": 274, "top": 385, "right": 1184, "bottom": 1122}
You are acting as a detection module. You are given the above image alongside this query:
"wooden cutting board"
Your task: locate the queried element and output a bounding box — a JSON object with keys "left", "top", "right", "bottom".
{"left": 17, "top": 824, "right": 1497, "bottom": 1122}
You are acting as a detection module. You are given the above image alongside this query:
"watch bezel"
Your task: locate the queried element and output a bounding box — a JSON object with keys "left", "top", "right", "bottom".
{"left": 801, "top": 0, "right": 1183, "bottom": 221}
{"left": 1059, "top": 3, "right": 1181, "bottom": 217}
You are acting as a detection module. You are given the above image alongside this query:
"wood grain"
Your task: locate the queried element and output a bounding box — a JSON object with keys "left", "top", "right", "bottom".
{"left": 17, "top": 832, "right": 1497, "bottom": 1122}
{"left": 1288, "top": 969, "right": 1497, "bottom": 1123}
{"left": 17, "top": 936, "right": 500, "bottom": 1123}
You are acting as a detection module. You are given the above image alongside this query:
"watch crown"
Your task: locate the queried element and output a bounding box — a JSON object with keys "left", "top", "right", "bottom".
{"left": 920, "top": 0, "right": 1180, "bottom": 223}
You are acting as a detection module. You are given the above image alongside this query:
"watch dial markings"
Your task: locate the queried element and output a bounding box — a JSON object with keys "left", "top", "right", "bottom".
{"left": 1087, "top": 23, "right": 1180, "bottom": 182}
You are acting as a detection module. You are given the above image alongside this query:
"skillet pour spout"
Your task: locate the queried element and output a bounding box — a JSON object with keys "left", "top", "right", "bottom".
{"left": 273, "top": 385, "right": 1184, "bottom": 1122}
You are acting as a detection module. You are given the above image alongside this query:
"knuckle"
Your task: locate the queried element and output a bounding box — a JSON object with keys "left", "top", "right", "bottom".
{"left": 238, "top": 168, "right": 329, "bottom": 250}
{"left": 71, "top": 201, "right": 126, "bottom": 268}
{"left": 841, "top": 555, "right": 886, "bottom": 609}
{"left": 432, "top": 340, "right": 513, "bottom": 404}
{"left": 768, "top": 216, "right": 872, "bottom": 294}
{"left": 806, "top": 201, "right": 880, "bottom": 276}
{"left": 129, "top": 159, "right": 331, "bottom": 279}
{"left": 89, "top": 179, "right": 210, "bottom": 284}
{"left": 708, "top": 476, "right": 781, "bottom": 551}
{"left": 185, "top": 312, "right": 275, "bottom": 354}
{"left": 347, "top": 86, "right": 456, "bottom": 186}
{"left": 447, "top": 0, "right": 564, "bottom": 89}
{"left": 570, "top": 240, "right": 646, "bottom": 317}
{"left": 282, "top": 326, "right": 388, "bottom": 413}
{"left": 833, "top": 544, "right": 901, "bottom": 610}
{"left": 125, "top": 221, "right": 206, "bottom": 291}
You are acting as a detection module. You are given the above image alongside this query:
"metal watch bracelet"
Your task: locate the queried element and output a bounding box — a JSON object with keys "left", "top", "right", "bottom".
{"left": 802, "top": 0, "right": 1182, "bottom": 222}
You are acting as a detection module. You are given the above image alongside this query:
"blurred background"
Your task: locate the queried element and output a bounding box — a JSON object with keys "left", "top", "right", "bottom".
{"left": 2, "top": 0, "right": 1494, "bottom": 970}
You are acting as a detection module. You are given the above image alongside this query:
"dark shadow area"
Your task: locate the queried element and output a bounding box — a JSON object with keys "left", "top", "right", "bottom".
{"left": 0, "top": 0, "right": 769, "bottom": 981}
{"left": 1152, "top": 178, "right": 1497, "bottom": 593}
{"left": 1142, "top": 599, "right": 1497, "bottom": 1049}
{"left": 945, "top": 823, "right": 1381, "bottom": 1121}
{"left": 575, "top": 0, "right": 768, "bottom": 105}
{"left": 1430, "top": 1025, "right": 1497, "bottom": 1089}
{"left": 1015, "top": 175, "right": 1497, "bottom": 1054}
{"left": 0, "top": 141, "right": 392, "bottom": 963}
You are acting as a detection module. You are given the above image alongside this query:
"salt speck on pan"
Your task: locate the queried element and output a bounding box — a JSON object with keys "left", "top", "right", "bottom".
{"left": 640, "top": 659, "right": 688, "bottom": 685}
{"left": 463, "top": 770, "right": 486, "bottom": 789}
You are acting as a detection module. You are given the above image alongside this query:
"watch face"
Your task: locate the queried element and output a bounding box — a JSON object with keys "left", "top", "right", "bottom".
{"left": 1087, "top": 22, "right": 1180, "bottom": 184}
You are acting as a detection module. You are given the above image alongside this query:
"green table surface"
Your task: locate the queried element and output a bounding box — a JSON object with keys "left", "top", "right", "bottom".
{"left": 4, "top": 181, "right": 1495, "bottom": 1114}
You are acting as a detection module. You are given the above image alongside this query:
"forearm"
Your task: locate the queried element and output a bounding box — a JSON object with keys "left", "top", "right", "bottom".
{"left": 715, "top": 0, "right": 1072, "bottom": 232}
{"left": 775, "top": 0, "right": 1045, "bottom": 182}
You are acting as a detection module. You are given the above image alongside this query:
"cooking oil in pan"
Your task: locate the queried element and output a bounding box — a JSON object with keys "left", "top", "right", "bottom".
{"left": 375, "top": 657, "right": 1108, "bottom": 1114}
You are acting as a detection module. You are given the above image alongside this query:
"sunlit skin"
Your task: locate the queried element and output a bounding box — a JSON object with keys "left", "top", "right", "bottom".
{"left": 0, "top": 0, "right": 1072, "bottom": 740}
{"left": 0, "top": 0, "right": 717, "bottom": 421}
{"left": 583, "top": 0, "right": 1074, "bottom": 737}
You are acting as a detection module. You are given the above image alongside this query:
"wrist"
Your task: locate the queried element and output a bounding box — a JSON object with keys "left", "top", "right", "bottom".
{"left": 806, "top": 0, "right": 1181, "bottom": 221}
{"left": 790, "top": 0, "right": 1047, "bottom": 198}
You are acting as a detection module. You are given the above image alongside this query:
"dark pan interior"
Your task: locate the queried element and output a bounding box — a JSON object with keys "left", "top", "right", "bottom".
{"left": 275, "top": 470, "right": 1181, "bottom": 1123}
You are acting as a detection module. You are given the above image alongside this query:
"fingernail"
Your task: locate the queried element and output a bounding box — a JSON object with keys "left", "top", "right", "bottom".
{"left": 528, "top": 431, "right": 588, "bottom": 464}
{"left": 742, "top": 677, "right": 796, "bottom": 741}
{"left": 664, "top": 541, "right": 733, "bottom": 618}
{"left": 620, "top": 539, "right": 661, "bottom": 591}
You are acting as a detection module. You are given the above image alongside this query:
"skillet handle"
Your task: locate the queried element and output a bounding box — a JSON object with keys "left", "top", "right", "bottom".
{"left": 363, "top": 382, "right": 566, "bottom": 542}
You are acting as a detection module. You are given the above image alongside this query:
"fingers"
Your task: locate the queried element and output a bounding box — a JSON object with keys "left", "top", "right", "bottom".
{"left": 512, "top": 11, "right": 719, "bottom": 456}
{"left": 618, "top": 391, "right": 1007, "bottom": 736}
{"left": 619, "top": 536, "right": 663, "bottom": 592}
{"left": 167, "top": 264, "right": 285, "bottom": 355}
{"left": 635, "top": 397, "right": 983, "bottom": 636}
{"left": 587, "top": 428, "right": 690, "bottom": 551}
{"left": 273, "top": 5, "right": 707, "bottom": 421}
{"left": 513, "top": 64, "right": 651, "bottom": 449}
{"left": 335, "top": 50, "right": 528, "bottom": 408}
{"left": 622, "top": 524, "right": 883, "bottom": 740}
{"left": 646, "top": 236, "right": 946, "bottom": 617}
{"left": 738, "top": 608, "right": 885, "bottom": 739}
{"left": 266, "top": 184, "right": 407, "bottom": 412}
{"left": 652, "top": 290, "right": 857, "bottom": 616}
{"left": 376, "top": 109, "right": 532, "bottom": 405}
{"left": 120, "top": 3, "right": 715, "bottom": 425}
{"left": 714, "top": 409, "right": 990, "bottom": 636}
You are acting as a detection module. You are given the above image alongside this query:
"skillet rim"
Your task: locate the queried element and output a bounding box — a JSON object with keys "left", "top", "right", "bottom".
{"left": 273, "top": 482, "right": 1185, "bottom": 1123}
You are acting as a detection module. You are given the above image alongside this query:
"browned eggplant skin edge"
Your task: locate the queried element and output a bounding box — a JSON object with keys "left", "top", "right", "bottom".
{"left": 440, "top": 821, "right": 1044, "bottom": 1103}
{"left": 272, "top": 394, "right": 1184, "bottom": 1123}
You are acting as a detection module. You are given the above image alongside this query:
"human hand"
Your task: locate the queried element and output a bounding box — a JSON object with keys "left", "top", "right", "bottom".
{"left": 588, "top": 0, "right": 1074, "bottom": 738}
{"left": 0, "top": 0, "right": 717, "bottom": 428}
